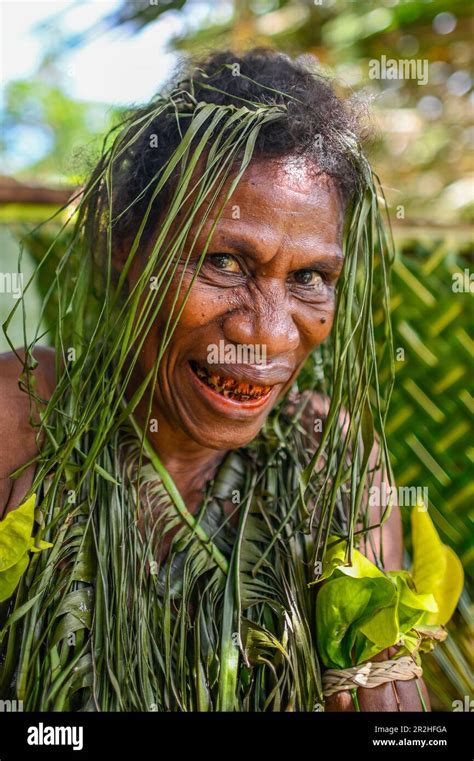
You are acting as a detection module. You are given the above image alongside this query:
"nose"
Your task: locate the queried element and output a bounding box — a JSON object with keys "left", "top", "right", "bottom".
{"left": 221, "top": 281, "right": 300, "bottom": 357}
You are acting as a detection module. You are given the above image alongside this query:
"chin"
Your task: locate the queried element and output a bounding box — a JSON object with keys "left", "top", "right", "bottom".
{"left": 182, "top": 418, "right": 265, "bottom": 451}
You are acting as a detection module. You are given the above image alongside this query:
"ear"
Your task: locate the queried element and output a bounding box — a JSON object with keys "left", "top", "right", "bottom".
{"left": 113, "top": 241, "right": 131, "bottom": 273}
{"left": 113, "top": 239, "right": 149, "bottom": 295}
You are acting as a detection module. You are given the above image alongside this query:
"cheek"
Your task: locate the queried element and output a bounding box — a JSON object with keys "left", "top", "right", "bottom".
{"left": 296, "top": 294, "right": 337, "bottom": 351}
{"left": 139, "top": 285, "right": 231, "bottom": 376}
{"left": 163, "top": 281, "right": 231, "bottom": 329}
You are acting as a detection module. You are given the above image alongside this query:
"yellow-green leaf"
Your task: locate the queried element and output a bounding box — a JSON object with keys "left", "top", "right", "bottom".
{"left": 0, "top": 552, "right": 29, "bottom": 602}
{"left": 427, "top": 545, "right": 464, "bottom": 625}
{"left": 316, "top": 535, "right": 385, "bottom": 583}
{"left": 357, "top": 602, "right": 400, "bottom": 662}
{"left": 337, "top": 549, "right": 386, "bottom": 580}
{"left": 316, "top": 575, "right": 398, "bottom": 668}
{"left": 411, "top": 509, "right": 464, "bottom": 626}
{"left": 0, "top": 494, "right": 36, "bottom": 572}
{"left": 28, "top": 538, "right": 54, "bottom": 553}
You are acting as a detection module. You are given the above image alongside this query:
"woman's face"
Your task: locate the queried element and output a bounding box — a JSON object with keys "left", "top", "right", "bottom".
{"left": 131, "top": 156, "right": 344, "bottom": 451}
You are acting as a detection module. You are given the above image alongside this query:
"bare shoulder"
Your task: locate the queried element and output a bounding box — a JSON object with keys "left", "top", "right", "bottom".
{"left": 0, "top": 347, "right": 56, "bottom": 516}
{"left": 282, "top": 389, "right": 347, "bottom": 453}
{"left": 282, "top": 388, "right": 331, "bottom": 430}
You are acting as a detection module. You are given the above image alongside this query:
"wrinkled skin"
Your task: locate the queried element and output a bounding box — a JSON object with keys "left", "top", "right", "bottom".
{"left": 0, "top": 156, "right": 429, "bottom": 711}
{"left": 125, "top": 157, "right": 344, "bottom": 508}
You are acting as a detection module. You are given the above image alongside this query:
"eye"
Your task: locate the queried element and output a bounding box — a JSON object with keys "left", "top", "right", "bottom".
{"left": 293, "top": 269, "right": 324, "bottom": 288}
{"left": 208, "top": 253, "right": 242, "bottom": 274}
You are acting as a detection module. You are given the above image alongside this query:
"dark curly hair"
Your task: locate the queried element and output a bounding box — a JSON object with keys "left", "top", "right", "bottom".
{"left": 109, "top": 48, "right": 364, "bottom": 247}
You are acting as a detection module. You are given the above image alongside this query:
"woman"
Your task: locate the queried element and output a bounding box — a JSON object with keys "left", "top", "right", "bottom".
{"left": 0, "top": 49, "right": 431, "bottom": 711}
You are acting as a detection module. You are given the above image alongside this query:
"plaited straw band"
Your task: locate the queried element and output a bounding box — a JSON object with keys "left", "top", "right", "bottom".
{"left": 323, "top": 656, "right": 423, "bottom": 698}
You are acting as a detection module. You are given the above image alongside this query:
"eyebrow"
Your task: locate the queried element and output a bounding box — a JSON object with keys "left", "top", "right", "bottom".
{"left": 218, "top": 233, "right": 344, "bottom": 272}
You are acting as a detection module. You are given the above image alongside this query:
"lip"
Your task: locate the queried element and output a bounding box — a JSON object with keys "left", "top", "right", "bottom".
{"left": 187, "top": 360, "right": 278, "bottom": 415}
{"left": 189, "top": 359, "right": 293, "bottom": 386}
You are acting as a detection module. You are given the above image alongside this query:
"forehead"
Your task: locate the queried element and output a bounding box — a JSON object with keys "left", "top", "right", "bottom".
{"left": 224, "top": 156, "right": 339, "bottom": 214}
{"left": 155, "top": 155, "right": 344, "bottom": 259}
{"left": 213, "top": 157, "right": 343, "bottom": 254}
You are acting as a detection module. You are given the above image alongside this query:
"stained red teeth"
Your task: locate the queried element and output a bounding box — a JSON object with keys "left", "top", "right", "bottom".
{"left": 190, "top": 361, "right": 271, "bottom": 401}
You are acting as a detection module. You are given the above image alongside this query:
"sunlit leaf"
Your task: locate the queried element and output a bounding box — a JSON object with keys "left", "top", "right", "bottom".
{"left": 411, "top": 509, "right": 464, "bottom": 626}
{"left": 0, "top": 495, "right": 35, "bottom": 572}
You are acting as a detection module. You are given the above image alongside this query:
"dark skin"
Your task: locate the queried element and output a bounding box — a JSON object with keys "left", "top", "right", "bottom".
{"left": 125, "top": 157, "right": 343, "bottom": 511}
{"left": 0, "top": 155, "right": 429, "bottom": 711}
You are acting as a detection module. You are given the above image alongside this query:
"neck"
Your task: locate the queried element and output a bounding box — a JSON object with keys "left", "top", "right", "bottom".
{"left": 131, "top": 402, "right": 226, "bottom": 514}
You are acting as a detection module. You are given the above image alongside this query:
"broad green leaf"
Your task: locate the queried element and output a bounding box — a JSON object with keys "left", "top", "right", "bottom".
{"left": 0, "top": 553, "right": 29, "bottom": 602}
{"left": 411, "top": 509, "right": 463, "bottom": 625}
{"left": 337, "top": 550, "right": 385, "bottom": 580}
{"left": 397, "top": 631, "right": 421, "bottom": 655}
{"left": 389, "top": 571, "right": 438, "bottom": 632}
{"left": 315, "top": 537, "right": 348, "bottom": 582}
{"left": 29, "top": 538, "right": 54, "bottom": 553}
{"left": 411, "top": 509, "right": 446, "bottom": 594}
{"left": 316, "top": 535, "right": 385, "bottom": 583}
{"left": 357, "top": 603, "right": 399, "bottom": 663}
{"left": 0, "top": 495, "right": 35, "bottom": 571}
{"left": 426, "top": 545, "right": 464, "bottom": 626}
{"left": 0, "top": 494, "right": 53, "bottom": 603}
{"left": 315, "top": 523, "right": 459, "bottom": 672}
{"left": 316, "top": 575, "right": 397, "bottom": 668}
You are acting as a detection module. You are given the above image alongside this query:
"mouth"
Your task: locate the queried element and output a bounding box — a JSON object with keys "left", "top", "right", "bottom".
{"left": 189, "top": 360, "right": 273, "bottom": 403}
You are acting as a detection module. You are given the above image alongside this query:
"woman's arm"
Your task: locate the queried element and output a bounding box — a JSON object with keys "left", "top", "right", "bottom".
{"left": 288, "top": 391, "right": 431, "bottom": 711}
{"left": 0, "top": 347, "right": 56, "bottom": 517}
{"left": 325, "top": 437, "right": 431, "bottom": 712}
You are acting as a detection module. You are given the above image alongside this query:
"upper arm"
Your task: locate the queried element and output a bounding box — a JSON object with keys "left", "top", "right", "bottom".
{"left": 358, "top": 437, "right": 404, "bottom": 571}
{"left": 0, "top": 347, "right": 56, "bottom": 517}
{"left": 285, "top": 389, "right": 404, "bottom": 571}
